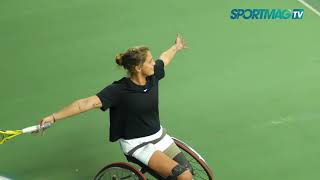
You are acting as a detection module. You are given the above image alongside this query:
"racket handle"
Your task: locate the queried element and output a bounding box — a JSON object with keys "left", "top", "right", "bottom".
{"left": 22, "top": 123, "right": 53, "bottom": 133}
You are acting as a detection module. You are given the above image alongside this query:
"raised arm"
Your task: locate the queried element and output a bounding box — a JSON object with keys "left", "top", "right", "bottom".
{"left": 159, "top": 34, "right": 187, "bottom": 67}
{"left": 38, "top": 95, "right": 102, "bottom": 126}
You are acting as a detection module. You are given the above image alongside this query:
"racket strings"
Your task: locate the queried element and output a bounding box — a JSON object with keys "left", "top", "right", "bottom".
{"left": 0, "top": 132, "right": 5, "bottom": 141}
{"left": 0, "top": 132, "right": 9, "bottom": 144}
{"left": 0, "top": 130, "right": 22, "bottom": 144}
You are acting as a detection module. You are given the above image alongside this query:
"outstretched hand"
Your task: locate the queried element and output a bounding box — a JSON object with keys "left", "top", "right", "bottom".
{"left": 32, "top": 115, "right": 55, "bottom": 135}
{"left": 39, "top": 115, "right": 55, "bottom": 127}
{"left": 175, "top": 34, "right": 188, "bottom": 51}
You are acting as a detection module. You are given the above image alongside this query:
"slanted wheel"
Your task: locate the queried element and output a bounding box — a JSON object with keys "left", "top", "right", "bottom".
{"left": 94, "top": 162, "right": 146, "bottom": 180}
{"left": 173, "top": 137, "right": 214, "bottom": 180}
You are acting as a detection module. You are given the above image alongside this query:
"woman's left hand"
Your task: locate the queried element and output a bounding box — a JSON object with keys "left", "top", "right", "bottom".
{"left": 175, "top": 34, "right": 188, "bottom": 51}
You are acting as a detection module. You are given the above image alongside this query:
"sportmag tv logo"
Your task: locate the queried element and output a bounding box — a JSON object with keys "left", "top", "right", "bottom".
{"left": 230, "top": 9, "right": 304, "bottom": 20}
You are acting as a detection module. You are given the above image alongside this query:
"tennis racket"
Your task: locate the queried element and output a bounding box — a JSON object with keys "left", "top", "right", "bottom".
{"left": 0, "top": 123, "right": 52, "bottom": 144}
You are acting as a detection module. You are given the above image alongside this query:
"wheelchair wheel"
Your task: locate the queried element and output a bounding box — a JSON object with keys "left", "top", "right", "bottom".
{"left": 94, "top": 162, "right": 146, "bottom": 180}
{"left": 173, "top": 137, "right": 214, "bottom": 180}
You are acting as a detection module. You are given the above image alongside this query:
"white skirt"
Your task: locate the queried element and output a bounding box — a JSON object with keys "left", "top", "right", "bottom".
{"left": 119, "top": 126, "right": 174, "bottom": 165}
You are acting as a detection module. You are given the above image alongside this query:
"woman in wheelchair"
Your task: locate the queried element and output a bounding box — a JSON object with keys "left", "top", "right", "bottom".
{"left": 38, "top": 34, "right": 190, "bottom": 179}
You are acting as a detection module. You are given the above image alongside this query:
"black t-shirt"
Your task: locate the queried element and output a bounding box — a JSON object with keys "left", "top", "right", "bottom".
{"left": 96, "top": 59, "right": 165, "bottom": 142}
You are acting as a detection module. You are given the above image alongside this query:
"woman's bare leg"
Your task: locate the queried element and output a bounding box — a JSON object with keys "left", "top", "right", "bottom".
{"left": 148, "top": 150, "right": 192, "bottom": 180}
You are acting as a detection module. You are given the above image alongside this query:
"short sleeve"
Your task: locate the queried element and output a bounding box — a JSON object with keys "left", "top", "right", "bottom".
{"left": 96, "top": 85, "right": 115, "bottom": 111}
{"left": 154, "top": 59, "right": 165, "bottom": 81}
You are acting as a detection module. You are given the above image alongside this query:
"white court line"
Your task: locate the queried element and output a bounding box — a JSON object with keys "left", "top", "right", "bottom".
{"left": 298, "top": 0, "right": 320, "bottom": 17}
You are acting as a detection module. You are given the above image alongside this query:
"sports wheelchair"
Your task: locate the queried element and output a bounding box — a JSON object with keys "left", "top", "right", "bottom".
{"left": 94, "top": 137, "right": 213, "bottom": 180}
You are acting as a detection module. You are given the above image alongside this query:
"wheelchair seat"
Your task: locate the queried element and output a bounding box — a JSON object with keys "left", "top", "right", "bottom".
{"left": 124, "top": 154, "right": 146, "bottom": 168}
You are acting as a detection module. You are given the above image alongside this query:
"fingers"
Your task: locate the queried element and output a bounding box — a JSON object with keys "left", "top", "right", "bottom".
{"left": 31, "top": 129, "right": 45, "bottom": 135}
{"left": 35, "top": 119, "right": 48, "bottom": 136}
{"left": 176, "top": 33, "right": 182, "bottom": 43}
{"left": 36, "top": 116, "right": 55, "bottom": 136}
{"left": 175, "top": 33, "right": 189, "bottom": 50}
{"left": 182, "top": 38, "right": 188, "bottom": 49}
{"left": 40, "top": 128, "right": 46, "bottom": 136}
{"left": 39, "top": 119, "right": 49, "bottom": 128}
{"left": 35, "top": 119, "right": 45, "bottom": 135}
{"left": 39, "top": 119, "right": 44, "bottom": 127}
{"left": 39, "top": 115, "right": 55, "bottom": 127}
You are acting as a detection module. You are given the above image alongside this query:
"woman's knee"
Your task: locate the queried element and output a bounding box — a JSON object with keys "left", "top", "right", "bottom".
{"left": 168, "top": 164, "right": 192, "bottom": 180}
{"left": 177, "top": 170, "right": 192, "bottom": 180}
